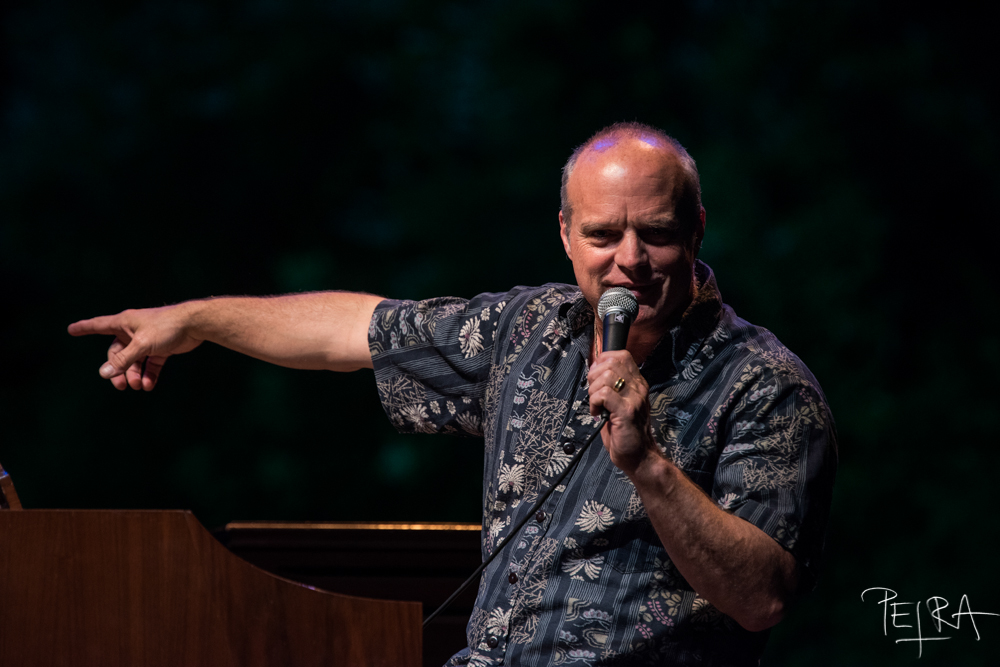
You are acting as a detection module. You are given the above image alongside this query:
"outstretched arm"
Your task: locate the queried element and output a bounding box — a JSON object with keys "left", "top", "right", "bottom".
{"left": 588, "top": 349, "right": 799, "bottom": 633}
{"left": 68, "top": 292, "right": 385, "bottom": 390}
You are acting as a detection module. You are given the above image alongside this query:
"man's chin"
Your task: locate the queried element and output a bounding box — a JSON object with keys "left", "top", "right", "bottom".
{"left": 632, "top": 302, "right": 681, "bottom": 334}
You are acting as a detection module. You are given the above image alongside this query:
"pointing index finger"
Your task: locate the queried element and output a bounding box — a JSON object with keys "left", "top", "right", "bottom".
{"left": 68, "top": 315, "right": 125, "bottom": 337}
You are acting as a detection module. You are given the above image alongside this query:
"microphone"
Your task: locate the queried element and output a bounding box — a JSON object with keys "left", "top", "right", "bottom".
{"left": 597, "top": 287, "right": 640, "bottom": 352}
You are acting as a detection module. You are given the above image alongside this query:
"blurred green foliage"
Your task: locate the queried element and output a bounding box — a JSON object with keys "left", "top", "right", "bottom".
{"left": 2, "top": 1, "right": 998, "bottom": 664}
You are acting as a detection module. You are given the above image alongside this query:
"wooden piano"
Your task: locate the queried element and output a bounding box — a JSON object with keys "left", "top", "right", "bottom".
{"left": 0, "top": 465, "right": 481, "bottom": 666}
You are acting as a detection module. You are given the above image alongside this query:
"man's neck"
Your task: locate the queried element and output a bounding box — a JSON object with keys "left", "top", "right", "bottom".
{"left": 590, "top": 320, "right": 667, "bottom": 368}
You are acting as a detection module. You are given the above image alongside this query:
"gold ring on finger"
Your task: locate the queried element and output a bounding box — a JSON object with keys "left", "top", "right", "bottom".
{"left": 613, "top": 377, "right": 626, "bottom": 392}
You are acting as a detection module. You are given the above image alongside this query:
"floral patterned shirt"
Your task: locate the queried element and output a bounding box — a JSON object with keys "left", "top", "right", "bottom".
{"left": 368, "top": 261, "right": 837, "bottom": 667}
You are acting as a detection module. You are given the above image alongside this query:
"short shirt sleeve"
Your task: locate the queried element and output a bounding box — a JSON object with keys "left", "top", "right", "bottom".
{"left": 368, "top": 290, "right": 514, "bottom": 437}
{"left": 712, "top": 367, "right": 837, "bottom": 591}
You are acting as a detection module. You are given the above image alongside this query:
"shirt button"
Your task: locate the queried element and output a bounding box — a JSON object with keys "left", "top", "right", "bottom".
{"left": 508, "top": 571, "right": 518, "bottom": 584}
{"left": 487, "top": 635, "right": 499, "bottom": 649}
{"left": 535, "top": 510, "right": 546, "bottom": 523}
{"left": 562, "top": 442, "right": 576, "bottom": 455}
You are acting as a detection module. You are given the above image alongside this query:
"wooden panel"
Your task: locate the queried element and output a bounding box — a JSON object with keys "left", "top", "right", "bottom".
{"left": 0, "top": 511, "right": 421, "bottom": 667}
{"left": 217, "top": 521, "right": 483, "bottom": 667}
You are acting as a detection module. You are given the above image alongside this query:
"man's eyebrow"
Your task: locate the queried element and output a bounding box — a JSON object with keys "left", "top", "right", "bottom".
{"left": 576, "top": 217, "right": 681, "bottom": 233}
{"left": 576, "top": 220, "right": 619, "bottom": 233}
{"left": 637, "top": 217, "right": 682, "bottom": 230}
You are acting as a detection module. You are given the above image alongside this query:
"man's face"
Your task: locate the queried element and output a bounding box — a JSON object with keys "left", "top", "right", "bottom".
{"left": 560, "top": 139, "right": 704, "bottom": 341}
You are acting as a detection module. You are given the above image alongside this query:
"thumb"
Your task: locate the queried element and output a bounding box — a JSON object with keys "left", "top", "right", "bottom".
{"left": 99, "top": 337, "right": 145, "bottom": 379}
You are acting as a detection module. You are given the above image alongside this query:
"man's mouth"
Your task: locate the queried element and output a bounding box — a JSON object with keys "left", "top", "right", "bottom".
{"left": 613, "top": 283, "right": 660, "bottom": 301}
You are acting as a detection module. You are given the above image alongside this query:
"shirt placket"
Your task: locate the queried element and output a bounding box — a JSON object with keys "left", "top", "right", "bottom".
{"left": 494, "top": 358, "right": 594, "bottom": 661}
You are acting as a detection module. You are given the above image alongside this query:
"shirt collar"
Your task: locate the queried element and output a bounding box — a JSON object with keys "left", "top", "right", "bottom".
{"left": 659, "top": 259, "right": 724, "bottom": 377}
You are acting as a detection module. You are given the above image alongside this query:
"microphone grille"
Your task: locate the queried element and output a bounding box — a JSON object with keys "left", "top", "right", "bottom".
{"left": 597, "top": 287, "right": 640, "bottom": 321}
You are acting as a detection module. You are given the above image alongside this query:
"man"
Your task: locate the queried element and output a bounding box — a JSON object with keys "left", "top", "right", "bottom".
{"left": 71, "top": 122, "right": 836, "bottom": 665}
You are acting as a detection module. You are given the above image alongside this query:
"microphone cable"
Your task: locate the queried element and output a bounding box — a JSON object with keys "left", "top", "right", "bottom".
{"left": 422, "top": 411, "right": 609, "bottom": 627}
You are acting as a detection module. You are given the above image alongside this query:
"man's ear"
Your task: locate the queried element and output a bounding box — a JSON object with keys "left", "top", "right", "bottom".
{"left": 694, "top": 206, "right": 707, "bottom": 254}
{"left": 559, "top": 210, "right": 573, "bottom": 260}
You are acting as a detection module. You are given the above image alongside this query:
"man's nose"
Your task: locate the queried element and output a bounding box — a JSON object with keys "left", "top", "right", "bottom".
{"left": 615, "top": 231, "right": 648, "bottom": 271}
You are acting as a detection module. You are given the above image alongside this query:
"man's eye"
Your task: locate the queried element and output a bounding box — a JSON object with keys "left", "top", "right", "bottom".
{"left": 643, "top": 229, "right": 678, "bottom": 244}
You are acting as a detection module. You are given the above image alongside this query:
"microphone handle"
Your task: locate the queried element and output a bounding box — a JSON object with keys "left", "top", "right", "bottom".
{"left": 602, "top": 311, "right": 631, "bottom": 352}
{"left": 602, "top": 305, "right": 636, "bottom": 419}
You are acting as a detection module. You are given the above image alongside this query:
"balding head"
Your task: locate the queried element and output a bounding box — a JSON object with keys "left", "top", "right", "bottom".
{"left": 561, "top": 122, "right": 703, "bottom": 247}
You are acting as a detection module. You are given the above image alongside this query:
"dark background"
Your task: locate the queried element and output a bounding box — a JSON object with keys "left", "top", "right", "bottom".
{"left": 2, "top": 1, "right": 998, "bottom": 664}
